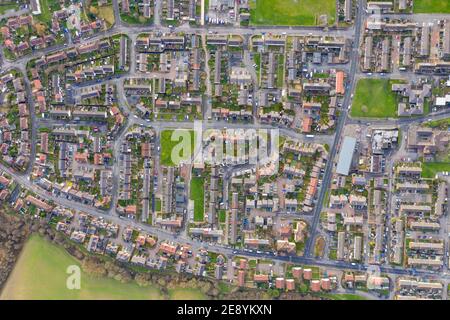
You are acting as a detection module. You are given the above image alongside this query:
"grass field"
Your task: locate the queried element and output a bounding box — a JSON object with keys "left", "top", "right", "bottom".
{"left": 160, "top": 130, "right": 195, "bottom": 166}
{"left": 0, "top": 235, "right": 205, "bottom": 300}
{"left": 426, "top": 117, "right": 450, "bottom": 129}
{"left": 314, "top": 237, "right": 325, "bottom": 258}
{"left": 120, "top": 13, "right": 151, "bottom": 25}
{"left": 351, "top": 79, "right": 399, "bottom": 118}
{"left": 322, "top": 293, "right": 367, "bottom": 300}
{"left": 219, "top": 209, "right": 226, "bottom": 223}
{"left": 413, "top": 0, "right": 450, "bottom": 13}
{"left": 169, "top": 288, "right": 207, "bottom": 300}
{"left": 421, "top": 162, "right": 450, "bottom": 178}
{"left": 0, "top": 3, "right": 19, "bottom": 14}
{"left": 98, "top": 5, "right": 115, "bottom": 26}
{"left": 190, "top": 177, "right": 205, "bottom": 221}
{"left": 249, "top": 0, "right": 335, "bottom": 26}
{"left": 36, "top": 0, "right": 60, "bottom": 24}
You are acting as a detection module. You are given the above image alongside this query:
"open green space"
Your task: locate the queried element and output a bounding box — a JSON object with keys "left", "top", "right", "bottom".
{"left": 155, "top": 198, "right": 161, "bottom": 212}
{"left": 36, "top": 0, "right": 60, "bottom": 24}
{"left": 351, "top": 79, "right": 400, "bottom": 118}
{"left": 98, "top": 5, "right": 115, "bottom": 26}
{"left": 421, "top": 162, "right": 450, "bottom": 178}
{"left": 0, "top": 235, "right": 205, "bottom": 300}
{"left": 253, "top": 53, "right": 261, "bottom": 84}
{"left": 190, "top": 177, "right": 205, "bottom": 222}
{"left": 219, "top": 209, "right": 226, "bottom": 223}
{"left": 160, "top": 130, "right": 195, "bottom": 166}
{"left": 120, "top": 13, "right": 151, "bottom": 25}
{"left": 249, "top": 0, "right": 335, "bottom": 26}
{"left": 168, "top": 288, "right": 207, "bottom": 300}
{"left": 0, "top": 3, "right": 19, "bottom": 14}
{"left": 313, "top": 73, "right": 330, "bottom": 79}
{"left": 320, "top": 293, "right": 367, "bottom": 300}
{"left": 426, "top": 117, "right": 450, "bottom": 129}
{"left": 413, "top": 0, "right": 450, "bottom": 13}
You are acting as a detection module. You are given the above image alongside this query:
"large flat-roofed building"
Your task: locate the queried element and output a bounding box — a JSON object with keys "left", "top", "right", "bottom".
{"left": 336, "top": 136, "right": 357, "bottom": 176}
{"left": 407, "top": 257, "right": 443, "bottom": 267}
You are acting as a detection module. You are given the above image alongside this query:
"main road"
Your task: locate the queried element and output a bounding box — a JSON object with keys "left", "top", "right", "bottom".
{"left": 304, "top": 0, "right": 366, "bottom": 257}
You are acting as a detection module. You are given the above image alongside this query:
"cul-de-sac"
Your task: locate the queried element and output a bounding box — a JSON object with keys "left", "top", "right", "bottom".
{"left": 0, "top": 0, "right": 449, "bottom": 301}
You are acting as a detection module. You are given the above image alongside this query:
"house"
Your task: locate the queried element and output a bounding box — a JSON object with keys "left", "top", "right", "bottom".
{"left": 70, "top": 231, "right": 86, "bottom": 243}
{"left": 367, "top": 1, "right": 393, "bottom": 14}
{"left": 159, "top": 242, "right": 177, "bottom": 256}
{"left": 349, "top": 194, "right": 367, "bottom": 210}
{"left": 335, "top": 71, "right": 345, "bottom": 95}
{"left": 310, "top": 280, "right": 321, "bottom": 292}
{"left": 237, "top": 270, "right": 245, "bottom": 287}
{"left": 124, "top": 205, "right": 137, "bottom": 216}
{"left": 302, "top": 117, "right": 313, "bottom": 133}
{"left": 254, "top": 274, "right": 269, "bottom": 283}
{"left": 25, "top": 195, "right": 53, "bottom": 212}
{"left": 392, "top": 82, "right": 431, "bottom": 116}
{"left": 275, "top": 278, "right": 285, "bottom": 289}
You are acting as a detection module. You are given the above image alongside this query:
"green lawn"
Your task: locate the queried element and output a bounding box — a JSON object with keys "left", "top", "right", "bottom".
{"left": 426, "top": 117, "right": 450, "bottom": 129}
{"left": 190, "top": 177, "right": 205, "bottom": 222}
{"left": 249, "top": 0, "right": 335, "bottom": 26}
{"left": 351, "top": 79, "right": 400, "bottom": 118}
{"left": 0, "top": 3, "right": 19, "bottom": 14}
{"left": 276, "top": 54, "right": 285, "bottom": 87}
{"left": 168, "top": 288, "right": 207, "bottom": 300}
{"left": 36, "top": 0, "right": 60, "bottom": 24}
{"left": 313, "top": 73, "right": 330, "bottom": 79}
{"left": 218, "top": 282, "right": 232, "bottom": 294}
{"left": 98, "top": 5, "right": 115, "bottom": 27}
{"left": 254, "top": 53, "right": 261, "bottom": 84}
{"left": 155, "top": 198, "right": 161, "bottom": 212}
{"left": 160, "top": 130, "right": 195, "bottom": 166}
{"left": 413, "top": 0, "right": 450, "bottom": 13}
{"left": 219, "top": 209, "right": 226, "bottom": 223}
{"left": 0, "top": 235, "right": 205, "bottom": 300}
{"left": 321, "top": 293, "right": 367, "bottom": 300}
{"left": 329, "top": 249, "right": 337, "bottom": 260}
{"left": 421, "top": 162, "right": 450, "bottom": 178}
{"left": 120, "top": 13, "right": 151, "bottom": 25}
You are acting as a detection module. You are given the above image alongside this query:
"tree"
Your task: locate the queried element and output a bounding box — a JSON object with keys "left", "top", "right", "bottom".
{"left": 267, "top": 288, "right": 280, "bottom": 298}
{"left": 89, "top": 6, "right": 99, "bottom": 15}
